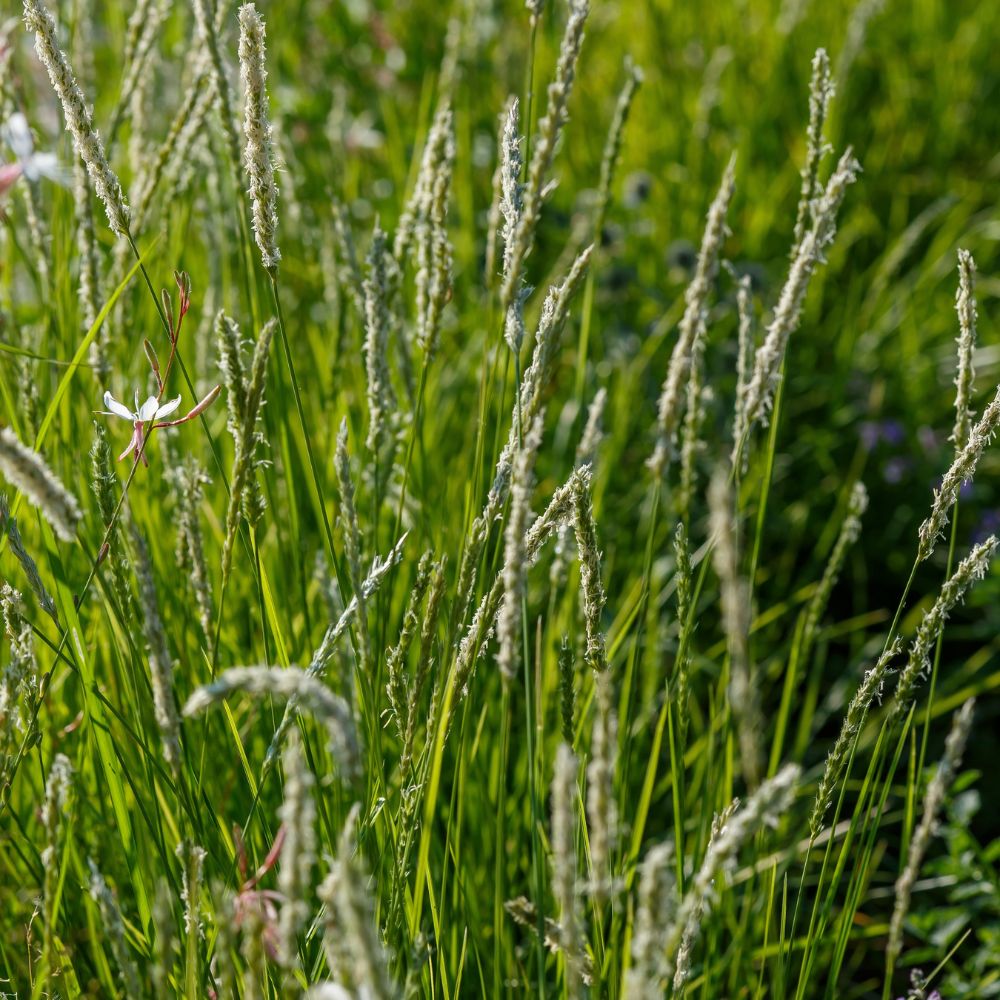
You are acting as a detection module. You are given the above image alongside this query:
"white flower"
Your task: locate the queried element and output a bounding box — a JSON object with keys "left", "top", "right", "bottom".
{"left": 0, "top": 112, "right": 68, "bottom": 196}
{"left": 99, "top": 389, "right": 182, "bottom": 466}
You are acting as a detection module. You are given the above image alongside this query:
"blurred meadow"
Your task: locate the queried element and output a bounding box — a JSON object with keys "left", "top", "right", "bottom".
{"left": 2, "top": 0, "right": 1000, "bottom": 997}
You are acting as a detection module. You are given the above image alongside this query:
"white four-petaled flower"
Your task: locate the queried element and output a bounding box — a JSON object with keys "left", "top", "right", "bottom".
{"left": 0, "top": 112, "right": 67, "bottom": 198}
{"left": 100, "top": 390, "right": 182, "bottom": 466}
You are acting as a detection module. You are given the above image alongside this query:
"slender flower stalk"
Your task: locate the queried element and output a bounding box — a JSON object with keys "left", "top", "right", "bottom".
{"left": 801, "top": 482, "right": 868, "bottom": 655}
{"left": 276, "top": 732, "right": 316, "bottom": 966}
{"left": 335, "top": 420, "right": 372, "bottom": 672}
{"left": 133, "top": 528, "right": 182, "bottom": 774}
{"left": 0, "top": 428, "right": 81, "bottom": 541}
{"left": 661, "top": 765, "right": 800, "bottom": 984}
{"left": 792, "top": 49, "right": 834, "bottom": 256}
{"left": 88, "top": 862, "right": 142, "bottom": 996}
{"left": 649, "top": 155, "right": 736, "bottom": 476}
{"left": 892, "top": 537, "right": 997, "bottom": 715}
{"left": 809, "top": 638, "right": 902, "bottom": 838}
{"left": 40, "top": 753, "right": 72, "bottom": 973}
{"left": 183, "top": 666, "right": 360, "bottom": 778}
{"left": 886, "top": 699, "right": 975, "bottom": 974}
{"left": 238, "top": 3, "right": 280, "bottom": 271}
{"left": 0, "top": 493, "right": 58, "bottom": 623}
{"left": 918, "top": 386, "right": 1000, "bottom": 561}
{"left": 738, "top": 149, "right": 860, "bottom": 453}
{"left": 709, "top": 467, "right": 763, "bottom": 787}
{"left": 22, "top": 0, "right": 129, "bottom": 234}
{"left": 363, "top": 223, "right": 395, "bottom": 452}
{"left": 501, "top": 0, "right": 590, "bottom": 313}
{"left": 497, "top": 415, "right": 544, "bottom": 684}
{"left": 551, "top": 744, "right": 584, "bottom": 998}
{"left": 317, "top": 806, "right": 396, "bottom": 999}
{"left": 952, "top": 249, "right": 977, "bottom": 450}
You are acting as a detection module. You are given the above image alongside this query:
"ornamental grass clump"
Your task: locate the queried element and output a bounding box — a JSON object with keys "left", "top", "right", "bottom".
{"left": 3, "top": 5, "right": 1000, "bottom": 998}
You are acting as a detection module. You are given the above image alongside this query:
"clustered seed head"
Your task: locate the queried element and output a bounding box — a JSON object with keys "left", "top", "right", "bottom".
{"left": 660, "top": 765, "right": 800, "bottom": 985}
{"left": 801, "top": 481, "right": 868, "bottom": 653}
{"left": 497, "top": 416, "right": 543, "bottom": 684}
{"left": 220, "top": 316, "right": 275, "bottom": 583}
{"left": 918, "top": 388, "right": 1000, "bottom": 561}
{"left": 0, "top": 427, "right": 81, "bottom": 541}
{"left": 650, "top": 155, "right": 736, "bottom": 477}
{"left": 952, "top": 249, "right": 978, "bottom": 451}
{"left": 363, "top": 224, "right": 396, "bottom": 452}
{"left": 88, "top": 861, "right": 142, "bottom": 996}
{"left": 709, "top": 466, "right": 762, "bottom": 787}
{"left": 886, "top": 699, "right": 975, "bottom": 971}
{"left": 238, "top": 3, "right": 281, "bottom": 271}
{"left": 23, "top": 0, "right": 130, "bottom": 235}
{"left": 501, "top": 0, "right": 590, "bottom": 313}
{"left": 317, "top": 806, "right": 395, "bottom": 999}
{"left": 572, "top": 471, "right": 607, "bottom": 673}
{"left": 809, "top": 637, "right": 902, "bottom": 838}
{"left": 586, "top": 672, "right": 618, "bottom": 901}
{"left": 132, "top": 529, "right": 182, "bottom": 774}
{"left": 893, "top": 536, "right": 997, "bottom": 714}
{"left": 792, "top": 48, "right": 834, "bottom": 254}
{"left": 0, "top": 494, "right": 58, "bottom": 624}
{"left": 277, "top": 733, "right": 316, "bottom": 966}
{"left": 551, "top": 744, "right": 584, "bottom": 998}
{"left": 739, "top": 149, "right": 860, "bottom": 453}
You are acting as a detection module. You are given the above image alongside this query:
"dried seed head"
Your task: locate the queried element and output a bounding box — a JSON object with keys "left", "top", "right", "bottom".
{"left": 886, "top": 698, "right": 975, "bottom": 971}
{"left": 650, "top": 155, "right": 736, "bottom": 476}
{"left": 809, "top": 637, "right": 902, "bottom": 838}
{"left": 276, "top": 732, "right": 316, "bottom": 966}
{"left": 23, "top": 0, "right": 130, "bottom": 235}
{"left": 952, "top": 249, "right": 978, "bottom": 451}
{"left": 738, "top": 149, "right": 860, "bottom": 456}
{"left": 893, "top": 537, "right": 997, "bottom": 714}
{"left": 918, "top": 389, "right": 1000, "bottom": 561}
{"left": 0, "top": 493, "right": 58, "bottom": 624}
{"left": 497, "top": 415, "right": 544, "bottom": 684}
{"left": 363, "top": 223, "right": 396, "bottom": 452}
{"left": 133, "top": 528, "right": 182, "bottom": 774}
{"left": 709, "top": 467, "right": 763, "bottom": 787}
{"left": 0, "top": 427, "right": 81, "bottom": 541}
{"left": 238, "top": 3, "right": 280, "bottom": 270}
{"left": 792, "top": 49, "right": 834, "bottom": 255}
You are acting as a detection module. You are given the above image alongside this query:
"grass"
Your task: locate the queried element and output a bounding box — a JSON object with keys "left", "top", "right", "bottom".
{"left": 2, "top": 0, "right": 1000, "bottom": 997}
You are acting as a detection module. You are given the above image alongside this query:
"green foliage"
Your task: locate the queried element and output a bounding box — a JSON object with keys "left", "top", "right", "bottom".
{"left": 1, "top": 0, "right": 999, "bottom": 998}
